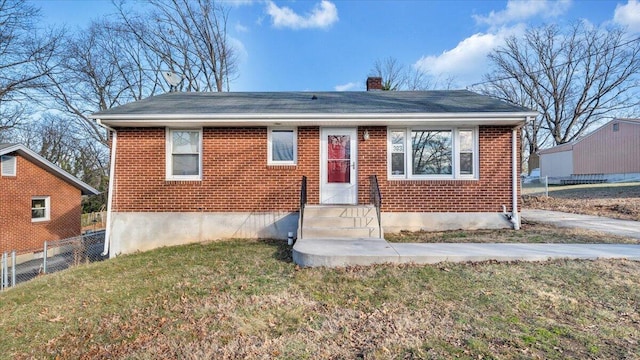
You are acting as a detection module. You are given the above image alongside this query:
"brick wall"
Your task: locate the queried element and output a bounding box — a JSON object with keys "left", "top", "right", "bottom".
{"left": 113, "top": 125, "right": 517, "bottom": 214}
{"left": 0, "top": 154, "right": 82, "bottom": 253}
{"left": 358, "top": 126, "right": 517, "bottom": 212}
{"left": 113, "top": 127, "right": 319, "bottom": 212}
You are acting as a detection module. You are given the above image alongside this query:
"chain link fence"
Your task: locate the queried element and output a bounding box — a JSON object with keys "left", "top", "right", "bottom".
{"left": 522, "top": 176, "right": 549, "bottom": 197}
{"left": 1, "top": 230, "right": 106, "bottom": 290}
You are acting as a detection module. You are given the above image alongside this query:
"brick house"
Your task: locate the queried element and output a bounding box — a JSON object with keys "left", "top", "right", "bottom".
{"left": 0, "top": 144, "right": 99, "bottom": 254}
{"left": 92, "top": 78, "right": 537, "bottom": 257}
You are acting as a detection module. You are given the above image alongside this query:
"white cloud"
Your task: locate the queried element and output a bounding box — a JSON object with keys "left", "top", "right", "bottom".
{"left": 474, "top": 0, "right": 571, "bottom": 27}
{"left": 229, "top": 37, "right": 248, "bottom": 64}
{"left": 334, "top": 82, "right": 359, "bottom": 91}
{"left": 614, "top": 0, "right": 640, "bottom": 33}
{"left": 413, "top": 26, "right": 524, "bottom": 86}
{"left": 223, "top": 0, "right": 255, "bottom": 7}
{"left": 235, "top": 22, "right": 249, "bottom": 33}
{"left": 266, "top": 0, "right": 338, "bottom": 30}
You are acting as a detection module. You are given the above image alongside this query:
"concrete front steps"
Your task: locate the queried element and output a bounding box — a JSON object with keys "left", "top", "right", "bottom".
{"left": 299, "top": 205, "right": 383, "bottom": 240}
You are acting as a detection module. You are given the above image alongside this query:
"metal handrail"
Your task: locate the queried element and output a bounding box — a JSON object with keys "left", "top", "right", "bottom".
{"left": 369, "top": 175, "right": 382, "bottom": 238}
{"left": 299, "top": 175, "right": 307, "bottom": 239}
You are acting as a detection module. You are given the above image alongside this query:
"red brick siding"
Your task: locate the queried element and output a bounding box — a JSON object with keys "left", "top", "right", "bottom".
{"left": 357, "top": 126, "right": 517, "bottom": 212}
{"left": 0, "top": 154, "right": 82, "bottom": 253}
{"left": 113, "top": 127, "right": 319, "bottom": 212}
{"left": 113, "top": 125, "right": 518, "bottom": 214}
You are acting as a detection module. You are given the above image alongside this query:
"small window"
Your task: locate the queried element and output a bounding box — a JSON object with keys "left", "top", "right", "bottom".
{"left": 613, "top": 123, "right": 619, "bottom": 132}
{"left": 268, "top": 128, "right": 297, "bottom": 165}
{"left": 166, "top": 129, "right": 202, "bottom": 180}
{"left": 390, "top": 130, "right": 405, "bottom": 176}
{"left": 31, "top": 197, "right": 50, "bottom": 222}
{"left": 459, "top": 130, "right": 474, "bottom": 176}
{"left": 1, "top": 155, "right": 16, "bottom": 176}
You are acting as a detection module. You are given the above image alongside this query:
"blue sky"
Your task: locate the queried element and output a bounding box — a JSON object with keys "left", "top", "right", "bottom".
{"left": 34, "top": 0, "right": 640, "bottom": 92}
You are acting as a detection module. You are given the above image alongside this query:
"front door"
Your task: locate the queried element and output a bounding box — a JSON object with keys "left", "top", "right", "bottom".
{"left": 320, "top": 128, "right": 358, "bottom": 204}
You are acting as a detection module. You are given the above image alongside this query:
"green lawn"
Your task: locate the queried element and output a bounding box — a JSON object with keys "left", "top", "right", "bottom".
{"left": 1, "top": 239, "right": 639, "bottom": 359}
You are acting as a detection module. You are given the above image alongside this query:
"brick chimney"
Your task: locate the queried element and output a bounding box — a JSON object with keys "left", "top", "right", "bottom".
{"left": 366, "top": 77, "right": 383, "bottom": 91}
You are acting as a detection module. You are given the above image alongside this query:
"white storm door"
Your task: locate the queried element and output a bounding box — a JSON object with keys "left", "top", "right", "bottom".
{"left": 320, "top": 128, "right": 358, "bottom": 204}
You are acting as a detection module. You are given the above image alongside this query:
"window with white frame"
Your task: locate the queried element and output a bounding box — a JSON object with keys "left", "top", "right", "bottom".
{"left": 268, "top": 128, "right": 297, "bottom": 165}
{"left": 166, "top": 128, "right": 202, "bottom": 180}
{"left": 31, "top": 196, "right": 50, "bottom": 222}
{"left": 1, "top": 155, "right": 16, "bottom": 176}
{"left": 388, "top": 127, "right": 478, "bottom": 179}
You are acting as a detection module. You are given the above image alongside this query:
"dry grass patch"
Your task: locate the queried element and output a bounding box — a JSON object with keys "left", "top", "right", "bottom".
{"left": 523, "top": 183, "right": 640, "bottom": 221}
{"left": 386, "top": 221, "right": 640, "bottom": 244}
{"left": 1, "top": 240, "right": 639, "bottom": 359}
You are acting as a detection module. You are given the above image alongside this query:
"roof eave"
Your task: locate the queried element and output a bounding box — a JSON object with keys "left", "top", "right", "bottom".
{"left": 94, "top": 112, "right": 537, "bottom": 127}
{"left": 0, "top": 144, "right": 100, "bottom": 195}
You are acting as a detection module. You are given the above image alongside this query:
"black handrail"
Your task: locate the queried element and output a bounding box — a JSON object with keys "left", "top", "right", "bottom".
{"left": 369, "top": 175, "right": 382, "bottom": 238}
{"left": 299, "top": 175, "right": 307, "bottom": 239}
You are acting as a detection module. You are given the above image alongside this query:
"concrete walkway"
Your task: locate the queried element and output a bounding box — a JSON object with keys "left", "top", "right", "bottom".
{"left": 292, "top": 210, "right": 640, "bottom": 267}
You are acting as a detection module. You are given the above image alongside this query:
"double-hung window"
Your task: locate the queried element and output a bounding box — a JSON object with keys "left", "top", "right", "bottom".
{"left": 268, "top": 128, "right": 297, "bottom": 165}
{"left": 388, "top": 127, "right": 478, "bottom": 180}
{"left": 167, "top": 128, "right": 202, "bottom": 180}
{"left": 1, "top": 155, "right": 16, "bottom": 176}
{"left": 31, "top": 196, "right": 50, "bottom": 222}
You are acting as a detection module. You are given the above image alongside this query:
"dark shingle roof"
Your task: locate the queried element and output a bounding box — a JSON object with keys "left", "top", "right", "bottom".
{"left": 93, "top": 90, "right": 533, "bottom": 117}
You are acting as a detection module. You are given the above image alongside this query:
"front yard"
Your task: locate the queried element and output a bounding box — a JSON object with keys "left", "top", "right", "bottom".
{"left": 1, "top": 237, "right": 639, "bottom": 359}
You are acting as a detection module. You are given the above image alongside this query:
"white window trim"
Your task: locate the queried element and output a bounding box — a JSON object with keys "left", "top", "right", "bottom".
{"left": 387, "top": 127, "right": 479, "bottom": 180}
{"left": 454, "top": 128, "right": 479, "bottom": 180}
{"left": 31, "top": 196, "right": 50, "bottom": 222}
{"left": 166, "top": 128, "right": 203, "bottom": 181}
{"left": 1, "top": 155, "right": 16, "bottom": 176}
{"left": 267, "top": 127, "right": 298, "bottom": 165}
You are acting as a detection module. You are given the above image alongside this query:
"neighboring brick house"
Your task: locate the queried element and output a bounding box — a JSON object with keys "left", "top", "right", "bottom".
{"left": 0, "top": 144, "right": 99, "bottom": 254}
{"left": 92, "top": 78, "right": 537, "bottom": 257}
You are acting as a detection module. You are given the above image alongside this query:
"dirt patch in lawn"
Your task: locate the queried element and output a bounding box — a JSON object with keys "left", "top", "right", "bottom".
{"left": 386, "top": 221, "right": 639, "bottom": 244}
{"left": 522, "top": 183, "right": 640, "bottom": 221}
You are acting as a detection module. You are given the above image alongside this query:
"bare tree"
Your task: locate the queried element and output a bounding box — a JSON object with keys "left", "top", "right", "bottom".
{"left": 370, "top": 57, "right": 406, "bottom": 90}
{"left": 480, "top": 23, "right": 640, "bottom": 151}
{"left": 0, "top": 0, "right": 61, "bottom": 133}
{"left": 16, "top": 113, "right": 109, "bottom": 202}
{"left": 43, "top": 19, "right": 164, "bottom": 144}
{"left": 117, "top": 0, "right": 238, "bottom": 92}
{"left": 370, "top": 57, "right": 456, "bottom": 91}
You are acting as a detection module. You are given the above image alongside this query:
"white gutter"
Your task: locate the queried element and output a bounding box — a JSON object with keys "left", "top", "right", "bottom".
{"left": 510, "top": 124, "right": 524, "bottom": 230}
{"left": 96, "top": 119, "right": 117, "bottom": 257}
{"left": 91, "top": 112, "right": 540, "bottom": 129}
{"left": 90, "top": 111, "right": 540, "bottom": 121}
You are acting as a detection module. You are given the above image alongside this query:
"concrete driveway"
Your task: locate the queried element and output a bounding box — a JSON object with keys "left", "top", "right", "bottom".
{"left": 521, "top": 209, "right": 640, "bottom": 240}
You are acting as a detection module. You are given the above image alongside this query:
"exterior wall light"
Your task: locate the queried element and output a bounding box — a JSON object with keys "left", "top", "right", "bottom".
{"left": 363, "top": 129, "right": 370, "bottom": 141}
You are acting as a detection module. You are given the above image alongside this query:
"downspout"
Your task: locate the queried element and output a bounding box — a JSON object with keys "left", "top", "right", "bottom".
{"left": 97, "top": 120, "right": 117, "bottom": 256}
{"left": 510, "top": 123, "right": 524, "bottom": 230}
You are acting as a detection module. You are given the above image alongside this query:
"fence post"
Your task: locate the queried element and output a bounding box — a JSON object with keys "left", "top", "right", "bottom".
{"left": 2, "top": 252, "right": 7, "bottom": 290}
{"left": 11, "top": 250, "right": 16, "bottom": 287}
{"left": 544, "top": 176, "right": 549, "bottom": 197}
{"left": 11, "top": 251, "right": 16, "bottom": 288}
{"left": 43, "top": 241, "right": 48, "bottom": 274}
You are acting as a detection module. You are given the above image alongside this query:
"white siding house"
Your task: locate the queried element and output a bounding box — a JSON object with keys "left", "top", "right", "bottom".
{"left": 539, "top": 119, "right": 640, "bottom": 182}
